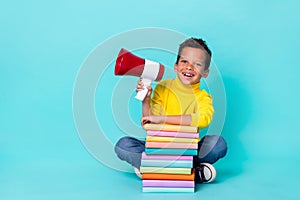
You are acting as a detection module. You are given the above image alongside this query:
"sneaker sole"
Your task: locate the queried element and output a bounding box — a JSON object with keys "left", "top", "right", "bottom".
{"left": 201, "top": 163, "right": 217, "bottom": 183}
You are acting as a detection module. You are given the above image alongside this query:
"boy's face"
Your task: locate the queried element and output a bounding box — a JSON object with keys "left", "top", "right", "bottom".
{"left": 174, "top": 47, "right": 209, "bottom": 85}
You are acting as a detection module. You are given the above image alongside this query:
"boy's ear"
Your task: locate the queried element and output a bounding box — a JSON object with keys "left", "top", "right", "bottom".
{"left": 174, "top": 63, "right": 178, "bottom": 72}
{"left": 202, "top": 69, "right": 209, "bottom": 78}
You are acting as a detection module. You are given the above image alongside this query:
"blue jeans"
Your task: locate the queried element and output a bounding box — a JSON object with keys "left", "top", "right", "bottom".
{"left": 114, "top": 135, "right": 227, "bottom": 169}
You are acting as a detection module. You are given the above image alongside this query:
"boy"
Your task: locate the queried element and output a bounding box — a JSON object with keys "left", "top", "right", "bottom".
{"left": 115, "top": 38, "right": 227, "bottom": 183}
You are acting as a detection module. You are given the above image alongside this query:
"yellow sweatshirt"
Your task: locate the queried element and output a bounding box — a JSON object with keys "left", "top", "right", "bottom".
{"left": 150, "top": 77, "right": 214, "bottom": 129}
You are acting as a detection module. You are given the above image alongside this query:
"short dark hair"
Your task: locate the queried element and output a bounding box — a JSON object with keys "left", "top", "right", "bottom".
{"left": 176, "top": 38, "right": 212, "bottom": 69}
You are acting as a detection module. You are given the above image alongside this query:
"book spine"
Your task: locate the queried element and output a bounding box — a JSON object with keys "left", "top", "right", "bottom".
{"left": 146, "top": 142, "right": 198, "bottom": 149}
{"left": 142, "top": 173, "right": 195, "bottom": 181}
{"left": 141, "top": 152, "right": 193, "bottom": 160}
{"left": 141, "top": 159, "right": 193, "bottom": 168}
{"left": 147, "top": 130, "right": 199, "bottom": 138}
{"left": 146, "top": 136, "right": 198, "bottom": 143}
{"left": 140, "top": 166, "right": 192, "bottom": 174}
{"left": 143, "top": 187, "right": 195, "bottom": 193}
{"left": 145, "top": 148, "right": 198, "bottom": 156}
{"left": 143, "top": 124, "right": 198, "bottom": 133}
{"left": 143, "top": 180, "right": 195, "bottom": 188}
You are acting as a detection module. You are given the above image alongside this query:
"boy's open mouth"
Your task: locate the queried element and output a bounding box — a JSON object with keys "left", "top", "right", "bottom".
{"left": 183, "top": 72, "right": 195, "bottom": 78}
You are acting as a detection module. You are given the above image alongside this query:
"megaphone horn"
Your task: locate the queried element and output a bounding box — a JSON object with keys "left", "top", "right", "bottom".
{"left": 114, "top": 48, "right": 165, "bottom": 101}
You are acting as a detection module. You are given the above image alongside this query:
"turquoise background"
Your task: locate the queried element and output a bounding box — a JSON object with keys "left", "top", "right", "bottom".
{"left": 1, "top": 0, "right": 300, "bottom": 199}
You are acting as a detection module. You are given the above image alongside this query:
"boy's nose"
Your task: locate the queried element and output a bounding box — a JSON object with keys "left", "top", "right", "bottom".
{"left": 186, "top": 64, "right": 193, "bottom": 70}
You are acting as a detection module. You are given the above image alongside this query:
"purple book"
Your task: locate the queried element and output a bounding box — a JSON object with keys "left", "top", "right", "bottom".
{"left": 143, "top": 180, "right": 195, "bottom": 188}
{"left": 142, "top": 152, "right": 193, "bottom": 161}
{"left": 147, "top": 130, "right": 199, "bottom": 138}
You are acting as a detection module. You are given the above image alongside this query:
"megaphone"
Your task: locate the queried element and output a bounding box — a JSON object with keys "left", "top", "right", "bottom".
{"left": 114, "top": 48, "right": 165, "bottom": 101}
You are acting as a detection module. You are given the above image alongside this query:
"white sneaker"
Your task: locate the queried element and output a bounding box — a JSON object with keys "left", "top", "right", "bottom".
{"left": 134, "top": 167, "right": 142, "bottom": 179}
{"left": 196, "top": 163, "right": 217, "bottom": 183}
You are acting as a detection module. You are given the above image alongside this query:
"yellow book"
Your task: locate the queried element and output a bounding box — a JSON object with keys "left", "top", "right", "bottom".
{"left": 140, "top": 166, "right": 192, "bottom": 174}
{"left": 143, "top": 123, "right": 198, "bottom": 133}
{"left": 146, "top": 136, "right": 199, "bottom": 143}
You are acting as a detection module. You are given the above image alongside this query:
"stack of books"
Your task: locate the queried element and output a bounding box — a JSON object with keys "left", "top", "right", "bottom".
{"left": 140, "top": 123, "right": 199, "bottom": 193}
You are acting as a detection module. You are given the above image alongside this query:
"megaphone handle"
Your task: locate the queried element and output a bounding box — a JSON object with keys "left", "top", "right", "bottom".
{"left": 135, "top": 78, "right": 152, "bottom": 101}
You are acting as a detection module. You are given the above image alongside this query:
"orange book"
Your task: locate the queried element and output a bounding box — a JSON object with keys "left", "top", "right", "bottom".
{"left": 142, "top": 169, "right": 195, "bottom": 181}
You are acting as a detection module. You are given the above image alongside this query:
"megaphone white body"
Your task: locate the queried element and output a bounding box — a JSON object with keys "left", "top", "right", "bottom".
{"left": 114, "top": 48, "right": 165, "bottom": 101}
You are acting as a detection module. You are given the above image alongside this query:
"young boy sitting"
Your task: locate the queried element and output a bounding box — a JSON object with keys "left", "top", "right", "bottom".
{"left": 115, "top": 38, "right": 227, "bottom": 183}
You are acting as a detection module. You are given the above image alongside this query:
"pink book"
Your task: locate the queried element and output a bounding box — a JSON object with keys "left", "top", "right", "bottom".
{"left": 143, "top": 123, "right": 198, "bottom": 133}
{"left": 143, "top": 180, "right": 195, "bottom": 188}
{"left": 147, "top": 130, "right": 199, "bottom": 138}
{"left": 141, "top": 152, "right": 193, "bottom": 161}
{"left": 146, "top": 142, "right": 198, "bottom": 149}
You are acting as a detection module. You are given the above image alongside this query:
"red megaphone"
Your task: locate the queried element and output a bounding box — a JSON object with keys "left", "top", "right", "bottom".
{"left": 114, "top": 48, "right": 165, "bottom": 101}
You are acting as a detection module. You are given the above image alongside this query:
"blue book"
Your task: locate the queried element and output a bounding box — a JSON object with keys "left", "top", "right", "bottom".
{"left": 141, "top": 159, "right": 193, "bottom": 168}
{"left": 145, "top": 148, "right": 198, "bottom": 156}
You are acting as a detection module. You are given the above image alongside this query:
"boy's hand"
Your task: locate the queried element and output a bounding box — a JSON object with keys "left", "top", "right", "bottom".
{"left": 141, "top": 115, "right": 164, "bottom": 125}
{"left": 136, "top": 78, "right": 152, "bottom": 100}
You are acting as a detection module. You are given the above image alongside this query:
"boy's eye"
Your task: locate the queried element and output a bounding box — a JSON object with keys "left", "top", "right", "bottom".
{"left": 180, "top": 60, "right": 187, "bottom": 63}
{"left": 195, "top": 63, "right": 202, "bottom": 67}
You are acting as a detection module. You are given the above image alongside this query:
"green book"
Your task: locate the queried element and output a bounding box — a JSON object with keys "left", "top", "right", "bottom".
{"left": 141, "top": 159, "right": 193, "bottom": 168}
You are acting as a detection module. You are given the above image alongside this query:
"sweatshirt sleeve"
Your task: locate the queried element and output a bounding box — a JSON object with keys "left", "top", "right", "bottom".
{"left": 150, "top": 83, "right": 166, "bottom": 116}
{"left": 190, "top": 92, "right": 214, "bottom": 129}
